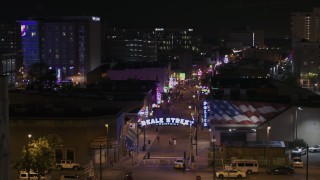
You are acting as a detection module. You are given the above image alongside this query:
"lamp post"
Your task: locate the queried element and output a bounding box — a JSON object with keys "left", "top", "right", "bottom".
{"left": 26, "top": 134, "right": 32, "bottom": 180}
{"left": 211, "top": 135, "right": 216, "bottom": 180}
{"left": 267, "top": 124, "right": 271, "bottom": 167}
{"left": 294, "top": 107, "right": 303, "bottom": 142}
{"left": 105, "top": 124, "right": 109, "bottom": 160}
{"left": 99, "top": 141, "right": 102, "bottom": 180}
{"left": 306, "top": 144, "right": 309, "bottom": 180}
{"left": 189, "top": 123, "right": 193, "bottom": 164}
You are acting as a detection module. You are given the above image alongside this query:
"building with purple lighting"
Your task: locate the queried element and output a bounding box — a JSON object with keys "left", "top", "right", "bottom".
{"left": 18, "top": 16, "right": 101, "bottom": 84}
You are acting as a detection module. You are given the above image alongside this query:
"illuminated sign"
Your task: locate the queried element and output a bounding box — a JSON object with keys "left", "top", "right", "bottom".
{"left": 140, "top": 117, "right": 194, "bottom": 126}
{"left": 21, "top": 25, "right": 26, "bottom": 36}
{"left": 92, "top": 16, "right": 100, "bottom": 21}
{"left": 203, "top": 101, "right": 209, "bottom": 128}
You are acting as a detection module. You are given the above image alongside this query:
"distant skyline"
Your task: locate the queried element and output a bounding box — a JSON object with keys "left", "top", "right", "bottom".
{"left": 2, "top": 0, "right": 320, "bottom": 38}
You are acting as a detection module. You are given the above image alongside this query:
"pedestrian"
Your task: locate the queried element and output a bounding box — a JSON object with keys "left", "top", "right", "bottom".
{"left": 169, "top": 138, "right": 172, "bottom": 145}
{"left": 110, "top": 158, "right": 113, "bottom": 167}
{"left": 147, "top": 151, "right": 150, "bottom": 159}
{"left": 156, "top": 135, "right": 160, "bottom": 142}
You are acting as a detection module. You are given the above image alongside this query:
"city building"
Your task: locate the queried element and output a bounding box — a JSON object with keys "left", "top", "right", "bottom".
{"left": 103, "top": 27, "right": 199, "bottom": 63}
{"left": 291, "top": 7, "right": 320, "bottom": 42}
{"left": 0, "top": 22, "right": 23, "bottom": 87}
{"left": 0, "top": 75, "right": 10, "bottom": 180}
{"left": 225, "top": 27, "right": 265, "bottom": 50}
{"left": 207, "top": 77, "right": 320, "bottom": 147}
{"left": 291, "top": 7, "right": 320, "bottom": 88}
{"left": 103, "top": 28, "right": 157, "bottom": 62}
{"left": 18, "top": 16, "right": 101, "bottom": 84}
{"left": 8, "top": 80, "right": 157, "bottom": 177}
{"left": 103, "top": 61, "right": 171, "bottom": 93}
{"left": 292, "top": 40, "right": 320, "bottom": 89}
{"left": 0, "top": 52, "right": 17, "bottom": 88}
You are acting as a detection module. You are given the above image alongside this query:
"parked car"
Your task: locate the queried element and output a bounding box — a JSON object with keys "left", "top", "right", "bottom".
{"left": 266, "top": 166, "right": 295, "bottom": 175}
{"left": 19, "top": 170, "right": 46, "bottom": 180}
{"left": 215, "top": 169, "right": 246, "bottom": 179}
{"left": 308, "top": 144, "right": 320, "bottom": 152}
{"left": 291, "top": 147, "right": 306, "bottom": 155}
{"left": 55, "top": 160, "right": 81, "bottom": 171}
{"left": 174, "top": 158, "right": 184, "bottom": 169}
{"left": 292, "top": 157, "right": 303, "bottom": 168}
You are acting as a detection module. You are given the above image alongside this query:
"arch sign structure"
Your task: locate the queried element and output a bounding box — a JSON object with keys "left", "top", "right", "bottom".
{"left": 140, "top": 117, "right": 194, "bottom": 126}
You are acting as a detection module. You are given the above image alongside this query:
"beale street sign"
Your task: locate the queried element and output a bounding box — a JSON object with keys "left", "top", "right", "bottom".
{"left": 140, "top": 117, "right": 194, "bottom": 126}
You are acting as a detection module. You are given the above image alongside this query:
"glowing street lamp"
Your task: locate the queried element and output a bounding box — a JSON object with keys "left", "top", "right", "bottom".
{"left": 295, "top": 107, "right": 303, "bottom": 141}
{"left": 26, "top": 134, "right": 32, "bottom": 180}
{"left": 267, "top": 124, "right": 271, "bottom": 167}
{"left": 211, "top": 135, "right": 216, "bottom": 180}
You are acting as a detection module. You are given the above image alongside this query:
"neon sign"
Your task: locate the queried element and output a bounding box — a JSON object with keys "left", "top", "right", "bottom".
{"left": 140, "top": 117, "right": 194, "bottom": 126}
{"left": 203, "top": 101, "right": 209, "bottom": 128}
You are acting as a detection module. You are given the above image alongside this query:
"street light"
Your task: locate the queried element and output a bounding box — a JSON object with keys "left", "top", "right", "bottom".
{"left": 294, "top": 107, "right": 303, "bottom": 142}
{"left": 211, "top": 135, "right": 216, "bottom": 180}
{"left": 26, "top": 134, "right": 32, "bottom": 180}
{"left": 105, "top": 124, "right": 109, "bottom": 160}
{"left": 100, "top": 124, "right": 108, "bottom": 180}
{"left": 267, "top": 124, "right": 271, "bottom": 167}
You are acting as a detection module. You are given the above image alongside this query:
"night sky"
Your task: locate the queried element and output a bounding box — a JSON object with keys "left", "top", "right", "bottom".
{"left": 2, "top": 0, "right": 320, "bottom": 38}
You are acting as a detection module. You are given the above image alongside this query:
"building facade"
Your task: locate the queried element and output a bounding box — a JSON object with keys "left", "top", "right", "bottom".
{"left": 292, "top": 41, "right": 320, "bottom": 88}
{"left": 0, "top": 53, "right": 17, "bottom": 88}
{"left": 18, "top": 16, "right": 101, "bottom": 84}
{"left": 0, "top": 22, "right": 23, "bottom": 87}
{"left": 226, "top": 28, "right": 265, "bottom": 50}
{"left": 103, "top": 27, "right": 198, "bottom": 63}
{"left": 291, "top": 7, "right": 320, "bottom": 42}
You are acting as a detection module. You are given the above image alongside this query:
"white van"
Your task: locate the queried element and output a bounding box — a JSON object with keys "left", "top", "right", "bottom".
{"left": 19, "top": 171, "right": 46, "bottom": 180}
{"left": 225, "top": 159, "right": 259, "bottom": 175}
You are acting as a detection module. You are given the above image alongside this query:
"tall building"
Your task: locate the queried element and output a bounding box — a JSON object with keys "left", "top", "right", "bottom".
{"left": 0, "top": 53, "right": 17, "bottom": 88}
{"left": 155, "top": 28, "right": 196, "bottom": 56}
{"left": 292, "top": 40, "right": 320, "bottom": 88}
{"left": 0, "top": 22, "right": 23, "bottom": 87}
{"left": 103, "top": 27, "right": 198, "bottom": 63}
{"left": 17, "top": 20, "right": 41, "bottom": 71}
{"left": 226, "top": 27, "right": 265, "bottom": 50}
{"left": 18, "top": 16, "right": 101, "bottom": 83}
{"left": 103, "top": 28, "right": 156, "bottom": 62}
{"left": 291, "top": 7, "right": 320, "bottom": 88}
{"left": 291, "top": 7, "right": 320, "bottom": 42}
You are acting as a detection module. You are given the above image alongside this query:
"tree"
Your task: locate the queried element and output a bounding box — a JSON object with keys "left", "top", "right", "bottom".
{"left": 21, "top": 137, "right": 54, "bottom": 180}
{"left": 294, "top": 138, "right": 307, "bottom": 148}
{"left": 26, "top": 63, "right": 57, "bottom": 90}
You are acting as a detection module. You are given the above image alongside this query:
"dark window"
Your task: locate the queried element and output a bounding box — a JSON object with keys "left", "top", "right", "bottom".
{"left": 238, "top": 163, "right": 245, "bottom": 167}
{"left": 246, "top": 163, "right": 254, "bottom": 167}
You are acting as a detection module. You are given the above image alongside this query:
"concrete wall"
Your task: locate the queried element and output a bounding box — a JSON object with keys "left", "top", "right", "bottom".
{"left": 9, "top": 115, "right": 118, "bottom": 168}
{"left": 0, "top": 75, "right": 10, "bottom": 180}
{"left": 257, "top": 107, "right": 320, "bottom": 146}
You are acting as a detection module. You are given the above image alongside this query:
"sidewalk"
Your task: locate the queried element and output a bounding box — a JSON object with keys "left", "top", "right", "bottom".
{"left": 101, "top": 126, "right": 160, "bottom": 179}
{"left": 117, "top": 126, "right": 160, "bottom": 169}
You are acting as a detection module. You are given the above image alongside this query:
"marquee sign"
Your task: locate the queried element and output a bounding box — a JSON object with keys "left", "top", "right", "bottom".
{"left": 140, "top": 117, "right": 194, "bottom": 126}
